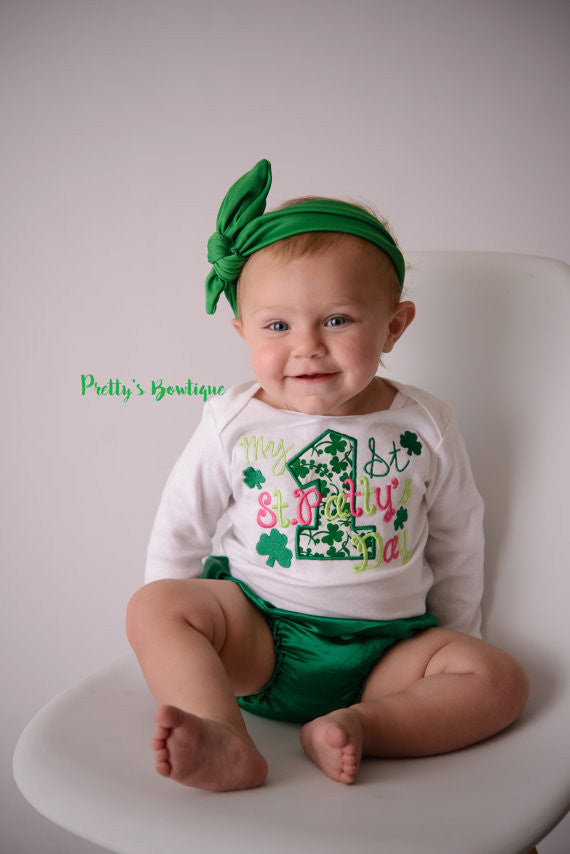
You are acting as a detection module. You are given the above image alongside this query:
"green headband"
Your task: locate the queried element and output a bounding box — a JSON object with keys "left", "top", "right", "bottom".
{"left": 205, "top": 159, "right": 405, "bottom": 315}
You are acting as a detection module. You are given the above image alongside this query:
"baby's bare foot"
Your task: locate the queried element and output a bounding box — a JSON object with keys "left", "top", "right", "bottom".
{"left": 151, "top": 705, "right": 268, "bottom": 791}
{"left": 300, "top": 708, "right": 364, "bottom": 784}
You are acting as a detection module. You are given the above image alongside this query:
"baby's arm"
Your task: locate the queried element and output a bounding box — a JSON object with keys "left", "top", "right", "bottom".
{"left": 145, "top": 403, "right": 232, "bottom": 583}
{"left": 424, "top": 414, "right": 485, "bottom": 636}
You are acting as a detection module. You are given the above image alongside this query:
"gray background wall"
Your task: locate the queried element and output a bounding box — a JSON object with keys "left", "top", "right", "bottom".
{"left": 2, "top": 1, "right": 569, "bottom": 851}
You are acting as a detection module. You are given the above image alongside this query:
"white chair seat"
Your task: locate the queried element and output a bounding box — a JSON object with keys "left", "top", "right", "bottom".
{"left": 13, "top": 651, "right": 568, "bottom": 854}
{"left": 14, "top": 252, "right": 570, "bottom": 853}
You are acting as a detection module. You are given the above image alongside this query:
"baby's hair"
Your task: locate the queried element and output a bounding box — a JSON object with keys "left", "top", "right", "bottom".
{"left": 236, "top": 196, "right": 403, "bottom": 316}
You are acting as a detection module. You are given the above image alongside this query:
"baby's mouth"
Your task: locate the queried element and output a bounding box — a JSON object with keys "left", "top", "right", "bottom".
{"left": 290, "top": 372, "right": 338, "bottom": 382}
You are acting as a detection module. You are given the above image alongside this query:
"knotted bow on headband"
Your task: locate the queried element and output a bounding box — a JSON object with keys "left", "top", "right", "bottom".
{"left": 205, "top": 159, "right": 405, "bottom": 315}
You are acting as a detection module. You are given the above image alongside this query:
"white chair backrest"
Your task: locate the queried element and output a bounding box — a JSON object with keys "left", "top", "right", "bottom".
{"left": 386, "top": 251, "right": 570, "bottom": 679}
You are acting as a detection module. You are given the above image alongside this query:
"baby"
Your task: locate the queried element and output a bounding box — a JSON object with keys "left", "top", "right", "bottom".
{"left": 126, "top": 159, "right": 529, "bottom": 791}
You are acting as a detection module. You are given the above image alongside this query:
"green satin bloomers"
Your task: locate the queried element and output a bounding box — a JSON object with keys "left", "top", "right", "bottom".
{"left": 203, "top": 556, "right": 436, "bottom": 723}
{"left": 205, "top": 159, "right": 405, "bottom": 316}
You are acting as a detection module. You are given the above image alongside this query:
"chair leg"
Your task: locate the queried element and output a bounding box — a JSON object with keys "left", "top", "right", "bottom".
{"left": 527, "top": 848, "right": 538, "bottom": 854}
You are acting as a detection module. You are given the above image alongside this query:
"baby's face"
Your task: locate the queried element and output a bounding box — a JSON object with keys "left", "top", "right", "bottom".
{"left": 232, "top": 239, "right": 414, "bottom": 416}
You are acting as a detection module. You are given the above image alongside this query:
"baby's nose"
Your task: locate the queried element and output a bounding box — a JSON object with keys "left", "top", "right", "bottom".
{"left": 292, "top": 328, "right": 326, "bottom": 358}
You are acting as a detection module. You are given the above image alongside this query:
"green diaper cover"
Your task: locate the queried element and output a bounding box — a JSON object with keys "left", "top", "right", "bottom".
{"left": 202, "top": 555, "right": 437, "bottom": 724}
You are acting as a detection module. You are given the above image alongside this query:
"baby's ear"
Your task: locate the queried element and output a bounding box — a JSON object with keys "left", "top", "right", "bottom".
{"left": 231, "top": 317, "right": 245, "bottom": 339}
{"left": 383, "top": 300, "right": 416, "bottom": 354}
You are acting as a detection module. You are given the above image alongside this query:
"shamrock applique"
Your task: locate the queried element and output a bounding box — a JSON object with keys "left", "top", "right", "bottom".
{"left": 256, "top": 529, "right": 293, "bottom": 568}
{"left": 394, "top": 507, "right": 408, "bottom": 531}
{"left": 243, "top": 466, "right": 266, "bottom": 489}
{"left": 400, "top": 431, "right": 422, "bottom": 457}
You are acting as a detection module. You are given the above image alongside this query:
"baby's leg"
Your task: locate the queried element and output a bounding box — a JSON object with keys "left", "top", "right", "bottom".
{"left": 301, "top": 628, "right": 529, "bottom": 783}
{"left": 126, "top": 578, "right": 275, "bottom": 791}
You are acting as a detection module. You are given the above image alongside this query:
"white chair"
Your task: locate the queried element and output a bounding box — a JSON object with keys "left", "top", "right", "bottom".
{"left": 14, "top": 252, "right": 570, "bottom": 854}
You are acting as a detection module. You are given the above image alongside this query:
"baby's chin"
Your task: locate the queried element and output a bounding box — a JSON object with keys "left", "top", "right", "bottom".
{"left": 254, "top": 376, "right": 376, "bottom": 417}
{"left": 255, "top": 388, "right": 332, "bottom": 415}
{"left": 280, "top": 394, "right": 363, "bottom": 418}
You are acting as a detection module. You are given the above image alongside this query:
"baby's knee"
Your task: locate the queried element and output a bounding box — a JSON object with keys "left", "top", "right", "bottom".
{"left": 430, "top": 632, "right": 530, "bottom": 729}
{"left": 481, "top": 647, "right": 530, "bottom": 728}
{"left": 126, "top": 578, "right": 225, "bottom": 650}
{"left": 126, "top": 580, "right": 186, "bottom": 645}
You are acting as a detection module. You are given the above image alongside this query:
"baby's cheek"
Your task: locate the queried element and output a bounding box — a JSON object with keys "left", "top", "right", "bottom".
{"left": 343, "top": 337, "right": 380, "bottom": 367}
{"left": 250, "top": 348, "right": 282, "bottom": 382}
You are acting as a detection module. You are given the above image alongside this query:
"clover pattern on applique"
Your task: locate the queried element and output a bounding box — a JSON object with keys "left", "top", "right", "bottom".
{"left": 289, "top": 430, "right": 353, "bottom": 502}
{"left": 322, "top": 523, "right": 344, "bottom": 546}
{"left": 324, "top": 433, "right": 347, "bottom": 456}
{"left": 299, "top": 525, "right": 353, "bottom": 558}
{"left": 256, "top": 529, "right": 293, "bottom": 568}
{"left": 287, "top": 429, "right": 372, "bottom": 560}
{"left": 400, "top": 431, "right": 423, "bottom": 457}
{"left": 321, "top": 522, "right": 347, "bottom": 557}
{"left": 288, "top": 457, "right": 311, "bottom": 480}
{"left": 243, "top": 466, "right": 266, "bottom": 490}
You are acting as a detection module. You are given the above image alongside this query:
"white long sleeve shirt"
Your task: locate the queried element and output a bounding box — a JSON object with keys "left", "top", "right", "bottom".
{"left": 145, "top": 380, "right": 484, "bottom": 635}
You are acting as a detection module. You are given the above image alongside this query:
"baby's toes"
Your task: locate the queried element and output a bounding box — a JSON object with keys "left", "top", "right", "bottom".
{"left": 154, "top": 745, "right": 170, "bottom": 762}
{"left": 151, "top": 735, "right": 167, "bottom": 751}
{"left": 154, "top": 755, "right": 172, "bottom": 777}
{"left": 342, "top": 756, "right": 358, "bottom": 776}
{"left": 153, "top": 722, "right": 171, "bottom": 740}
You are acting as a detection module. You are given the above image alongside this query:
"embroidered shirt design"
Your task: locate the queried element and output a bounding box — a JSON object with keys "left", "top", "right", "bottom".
{"left": 241, "top": 428, "right": 423, "bottom": 574}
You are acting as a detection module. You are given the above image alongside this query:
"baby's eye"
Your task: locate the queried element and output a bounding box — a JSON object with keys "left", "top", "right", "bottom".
{"left": 325, "top": 316, "right": 348, "bottom": 327}
{"left": 267, "top": 320, "right": 289, "bottom": 332}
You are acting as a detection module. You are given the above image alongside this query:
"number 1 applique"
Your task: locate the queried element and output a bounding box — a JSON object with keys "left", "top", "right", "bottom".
{"left": 286, "top": 429, "right": 376, "bottom": 562}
